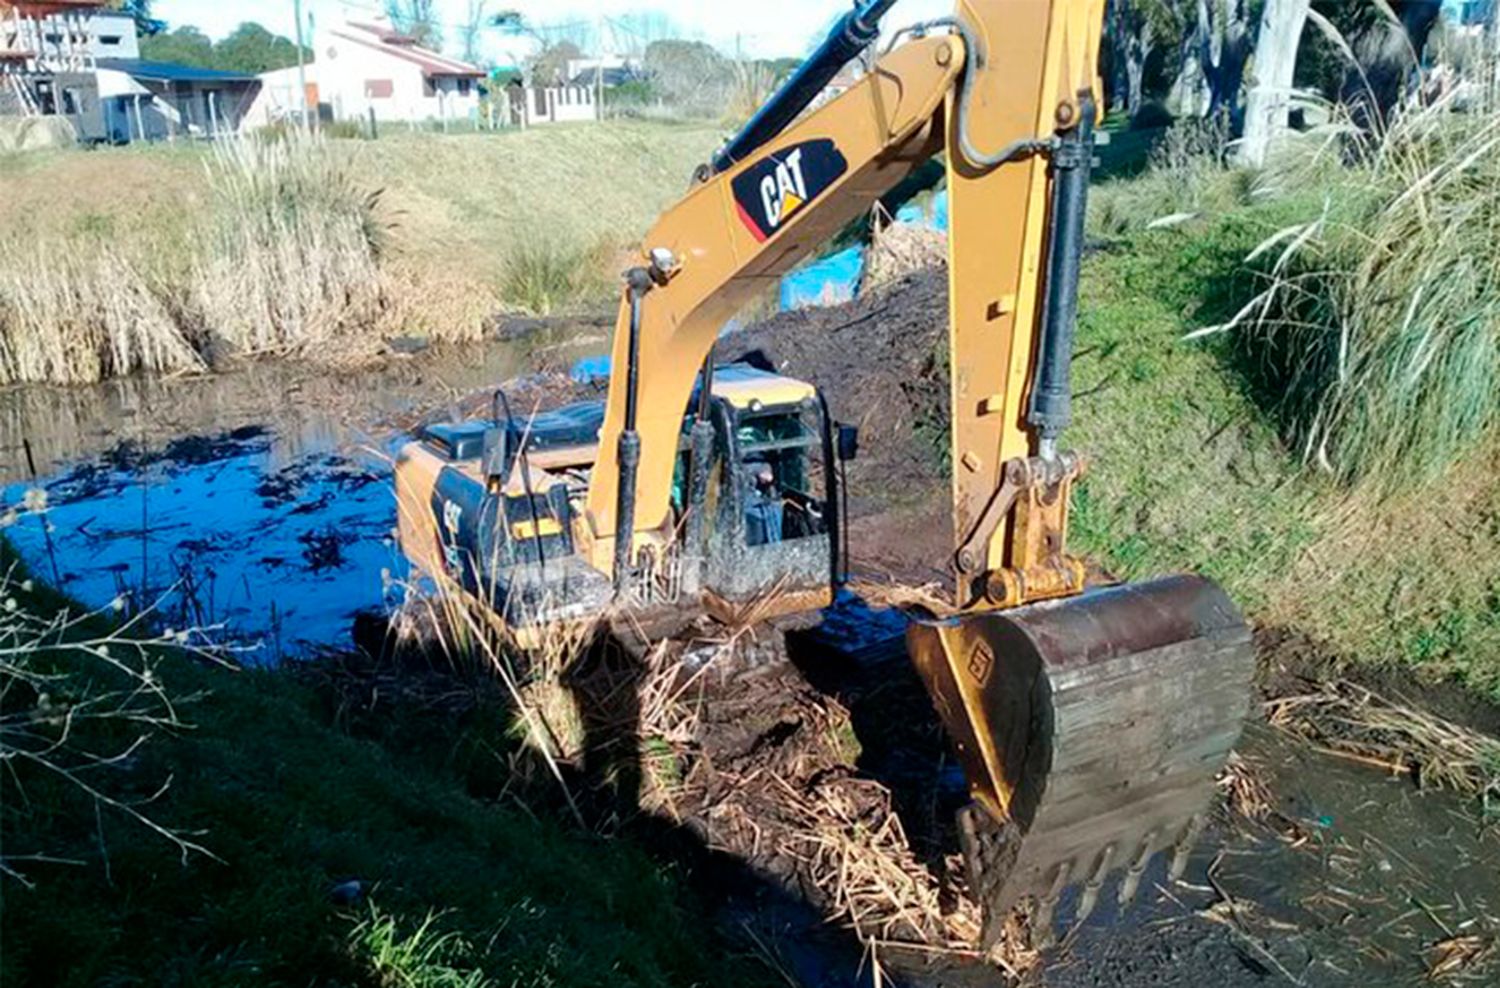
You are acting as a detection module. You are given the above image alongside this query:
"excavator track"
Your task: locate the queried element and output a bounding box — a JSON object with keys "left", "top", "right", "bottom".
{"left": 908, "top": 574, "right": 1255, "bottom": 947}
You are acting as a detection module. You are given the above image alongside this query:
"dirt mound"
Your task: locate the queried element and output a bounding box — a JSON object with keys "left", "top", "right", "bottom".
{"left": 726, "top": 269, "right": 951, "bottom": 509}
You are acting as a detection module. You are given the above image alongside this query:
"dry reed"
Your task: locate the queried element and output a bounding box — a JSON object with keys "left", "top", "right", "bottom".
{"left": 1265, "top": 679, "right": 1500, "bottom": 806}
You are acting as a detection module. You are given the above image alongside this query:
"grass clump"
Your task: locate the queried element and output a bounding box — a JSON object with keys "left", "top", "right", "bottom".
{"left": 499, "top": 238, "right": 616, "bottom": 316}
{"left": 193, "top": 134, "right": 389, "bottom": 355}
{"left": 1201, "top": 93, "right": 1500, "bottom": 489}
{"left": 0, "top": 134, "right": 390, "bottom": 383}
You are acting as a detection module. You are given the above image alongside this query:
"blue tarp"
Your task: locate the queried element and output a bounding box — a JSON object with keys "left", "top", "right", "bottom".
{"left": 779, "top": 246, "right": 865, "bottom": 311}
{"left": 775, "top": 191, "right": 949, "bottom": 312}
{"left": 570, "top": 354, "right": 611, "bottom": 383}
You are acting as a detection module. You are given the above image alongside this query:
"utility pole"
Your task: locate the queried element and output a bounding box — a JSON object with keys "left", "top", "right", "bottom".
{"left": 293, "top": 0, "right": 310, "bottom": 130}
{"left": 594, "top": 12, "right": 604, "bottom": 122}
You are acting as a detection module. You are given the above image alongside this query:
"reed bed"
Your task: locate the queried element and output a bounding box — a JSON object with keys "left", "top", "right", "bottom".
{"left": 1197, "top": 86, "right": 1500, "bottom": 489}
{"left": 0, "top": 134, "right": 400, "bottom": 386}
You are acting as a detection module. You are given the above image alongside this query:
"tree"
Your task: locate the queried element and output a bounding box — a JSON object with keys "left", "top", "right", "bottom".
{"left": 459, "top": 0, "right": 488, "bottom": 65}
{"left": 386, "top": 0, "right": 442, "bottom": 50}
{"left": 643, "top": 39, "right": 734, "bottom": 116}
{"left": 140, "top": 25, "right": 214, "bottom": 67}
{"left": 1195, "top": 0, "right": 1255, "bottom": 121}
{"left": 214, "top": 22, "right": 308, "bottom": 74}
{"left": 105, "top": 0, "right": 162, "bottom": 38}
{"left": 1337, "top": 0, "right": 1443, "bottom": 130}
{"left": 1238, "top": 0, "right": 1311, "bottom": 166}
{"left": 529, "top": 40, "right": 582, "bottom": 86}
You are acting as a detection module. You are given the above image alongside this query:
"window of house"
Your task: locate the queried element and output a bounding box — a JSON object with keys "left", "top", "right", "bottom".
{"left": 423, "top": 77, "right": 436, "bottom": 98}
{"left": 61, "top": 88, "right": 79, "bottom": 115}
{"left": 365, "top": 79, "right": 393, "bottom": 99}
{"left": 99, "top": 34, "right": 121, "bottom": 46}
{"left": 457, "top": 78, "right": 471, "bottom": 96}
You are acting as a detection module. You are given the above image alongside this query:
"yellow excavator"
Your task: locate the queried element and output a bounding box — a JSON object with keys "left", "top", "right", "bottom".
{"left": 396, "top": 0, "right": 1254, "bottom": 947}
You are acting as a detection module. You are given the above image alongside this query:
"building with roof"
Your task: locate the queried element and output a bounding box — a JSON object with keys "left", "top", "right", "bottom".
{"left": 96, "top": 58, "right": 259, "bottom": 142}
{"left": 1, "top": 0, "right": 116, "bottom": 136}
{"left": 298, "top": 16, "right": 483, "bottom": 125}
{"left": 2, "top": 0, "right": 258, "bottom": 143}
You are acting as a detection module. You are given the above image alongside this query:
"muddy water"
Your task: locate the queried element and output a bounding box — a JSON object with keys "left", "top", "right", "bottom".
{"left": 1029, "top": 722, "right": 1500, "bottom": 988}
{"left": 0, "top": 334, "right": 599, "bottom": 658}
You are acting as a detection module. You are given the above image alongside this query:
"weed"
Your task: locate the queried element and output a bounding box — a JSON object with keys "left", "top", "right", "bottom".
{"left": 499, "top": 237, "right": 614, "bottom": 316}
{"left": 350, "top": 905, "right": 490, "bottom": 988}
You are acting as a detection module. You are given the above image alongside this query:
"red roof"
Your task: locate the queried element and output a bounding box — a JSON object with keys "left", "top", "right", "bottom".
{"left": 0, "top": 1, "right": 102, "bottom": 14}
{"left": 334, "top": 22, "right": 483, "bottom": 78}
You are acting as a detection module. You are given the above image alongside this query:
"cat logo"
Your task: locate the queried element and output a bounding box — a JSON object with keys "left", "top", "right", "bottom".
{"left": 442, "top": 499, "right": 463, "bottom": 536}
{"left": 759, "top": 147, "right": 809, "bottom": 229}
{"left": 731, "top": 138, "right": 849, "bottom": 243}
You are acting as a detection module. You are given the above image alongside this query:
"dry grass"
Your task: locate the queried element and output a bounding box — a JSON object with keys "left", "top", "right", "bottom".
{"left": 773, "top": 768, "right": 981, "bottom": 946}
{"left": 0, "top": 134, "right": 391, "bottom": 384}
{"left": 1265, "top": 680, "right": 1500, "bottom": 809}
{"left": 192, "top": 135, "right": 389, "bottom": 356}
{"left": 0, "top": 123, "right": 719, "bottom": 384}
{"left": 863, "top": 206, "right": 946, "bottom": 289}
{"left": 1217, "top": 751, "right": 1274, "bottom": 821}
{"left": 0, "top": 236, "right": 203, "bottom": 384}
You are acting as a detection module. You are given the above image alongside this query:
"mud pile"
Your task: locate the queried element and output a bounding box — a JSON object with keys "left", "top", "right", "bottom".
{"left": 727, "top": 269, "right": 951, "bottom": 505}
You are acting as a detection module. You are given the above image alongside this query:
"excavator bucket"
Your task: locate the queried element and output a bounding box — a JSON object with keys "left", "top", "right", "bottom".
{"left": 906, "top": 574, "right": 1254, "bottom": 948}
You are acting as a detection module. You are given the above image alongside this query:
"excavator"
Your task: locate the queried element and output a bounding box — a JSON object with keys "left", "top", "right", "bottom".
{"left": 396, "top": 0, "right": 1254, "bottom": 948}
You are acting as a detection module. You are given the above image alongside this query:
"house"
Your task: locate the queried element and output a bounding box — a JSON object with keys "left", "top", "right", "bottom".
{"left": 1, "top": 0, "right": 116, "bottom": 139}
{"left": 2, "top": 0, "right": 257, "bottom": 143}
{"left": 251, "top": 16, "right": 483, "bottom": 125}
{"left": 564, "top": 54, "right": 641, "bottom": 89}
{"left": 96, "top": 58, "right": 259, "bottom": 141}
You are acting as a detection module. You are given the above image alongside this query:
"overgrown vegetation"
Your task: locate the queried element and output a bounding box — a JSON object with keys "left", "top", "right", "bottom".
{"left": 0, "top": 134, "right": 388, "bottom": 384}
{"left": 0, "top": 553, "right": 770, "bottom": 987}
{"left": 1070, "top": 105, "right": 1500, "bottom": 701}
{"left": 1205, "top": 91, "right": 1500, "bottom": 488}
{"left": 0, "top": 122, "right": 718, "bottom": 384}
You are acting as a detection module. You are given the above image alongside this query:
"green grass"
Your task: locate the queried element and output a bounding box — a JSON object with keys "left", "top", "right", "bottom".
{"left": 1066, "top": 175, "right": 1500, "bottom": 703}
{"left": 0, "top": 562, "right": 770, "bottom": 987}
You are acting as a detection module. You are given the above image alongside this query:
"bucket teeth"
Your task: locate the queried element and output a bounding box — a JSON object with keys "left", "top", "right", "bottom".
{"left": 909, "top": 575, "right": 1256, "bottom": 951}
{"left": 1074, "top": 843, "right": 1116, "bottom": 924}
{"left": 1031, "top": 859, "right": 1072, "bottom": 948}
{"left": 1169, "top": 813, "right": 1207, "bottom": 881}
{"left": 1117, "top": 830, "right": 1158, "bottom": 907}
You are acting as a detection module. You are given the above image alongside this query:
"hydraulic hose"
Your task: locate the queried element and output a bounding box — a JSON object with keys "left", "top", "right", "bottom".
{"left": 709, "top": 0, "right": 900, "bottom": 174}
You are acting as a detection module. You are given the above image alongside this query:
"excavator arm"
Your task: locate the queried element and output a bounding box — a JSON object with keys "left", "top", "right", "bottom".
{"left": 582, "top": 0, "right": 1105, "bottom": 606}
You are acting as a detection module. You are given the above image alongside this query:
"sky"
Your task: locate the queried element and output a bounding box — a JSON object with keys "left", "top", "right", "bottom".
{"left": 152, "top": 0, "right": 954, "bottom": 63}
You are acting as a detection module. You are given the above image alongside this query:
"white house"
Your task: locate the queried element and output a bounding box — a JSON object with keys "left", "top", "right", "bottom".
{"left": 249, "top": 17, "right": 482, "bottom": 126}
{"left": 511, "top": 82, "right": 597, "bottom": 126}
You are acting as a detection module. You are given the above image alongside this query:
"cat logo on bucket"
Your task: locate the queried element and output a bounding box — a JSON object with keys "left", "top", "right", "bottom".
{"left": 731, "top": 138, "right": 848, "bottom": 243}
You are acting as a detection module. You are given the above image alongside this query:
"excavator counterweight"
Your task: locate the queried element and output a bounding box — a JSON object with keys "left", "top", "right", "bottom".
{"left": 394, "top": 0, "right": 1255, "bottom": 949}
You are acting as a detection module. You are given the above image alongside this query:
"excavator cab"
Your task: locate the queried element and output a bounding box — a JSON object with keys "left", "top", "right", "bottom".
{"left": 695, "top": 366, "right": 840, "bottom": 616}
{"left": 395, "top": 363, "right": 841, "bottom": 636}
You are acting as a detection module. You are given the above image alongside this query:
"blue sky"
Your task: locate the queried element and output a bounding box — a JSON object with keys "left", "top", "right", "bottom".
{"left": 152, "top": 0, "right": 953, "bottom": 62}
